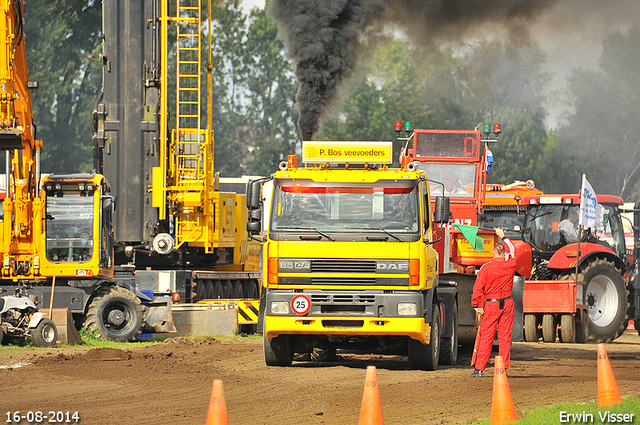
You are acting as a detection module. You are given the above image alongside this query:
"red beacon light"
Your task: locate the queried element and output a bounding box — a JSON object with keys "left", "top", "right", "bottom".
{"left": 493, "top": 123, "right": 501, "bottom": 134}
{"left": 287, "top": 154, "right": 297, "bottom": 169}
{"left": 394, "top": 121, "right": 403, "bottom": 132}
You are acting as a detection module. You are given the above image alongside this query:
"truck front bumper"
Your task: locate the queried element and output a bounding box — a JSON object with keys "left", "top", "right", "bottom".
{"left": 264, "top": 314, "right": 431, "bottom": 344}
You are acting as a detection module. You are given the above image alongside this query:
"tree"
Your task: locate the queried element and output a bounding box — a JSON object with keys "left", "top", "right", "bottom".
{"left": 558, "top": 25, "right": 640, "bottom": 199}
{"left": 23, "top": 1, "right": 102, "bottom": 173}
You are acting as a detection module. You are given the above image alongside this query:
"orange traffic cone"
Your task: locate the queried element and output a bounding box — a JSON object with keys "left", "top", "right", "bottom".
{"left": 490, "top": 356, "right": 517, "bottom": 425}
{"left": 597, "top": 344, "right": 622, "bottom": 407}
{"left": 358, "top": 366, "right": 384, "bottom": 425}
{"left": 206, "top": 379, "right": 229, "bottom": 425}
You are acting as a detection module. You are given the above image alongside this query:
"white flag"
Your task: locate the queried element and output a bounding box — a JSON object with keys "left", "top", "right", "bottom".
{"left": 579, "top": 174, "right": 601, "bottom": 229}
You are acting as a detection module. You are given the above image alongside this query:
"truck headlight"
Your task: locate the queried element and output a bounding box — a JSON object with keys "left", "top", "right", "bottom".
{"left": 270, "top": 301, "right": 290, "bottom": 314}
{"left": 398, "top": 302, "right": 417, "bottom": 316}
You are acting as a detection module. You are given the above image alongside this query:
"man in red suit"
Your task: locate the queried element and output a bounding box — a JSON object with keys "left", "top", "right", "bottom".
{"left": 470, "top": 227, "right": 517, "bottom": 377}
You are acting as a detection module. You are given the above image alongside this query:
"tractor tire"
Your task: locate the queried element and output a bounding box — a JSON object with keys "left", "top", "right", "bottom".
{"left": 85, "top": 286, "right": 144, "bottom": 342}
{"left": 541, "top": 314, "right": 556, "bottom": 343}
{"left": 559, "top": 314, "right": 576, "bottom": 343}
{"left": 408, "top": 304, "right": 440, "bottom": 371}
{"left": 440, "top": 302, "right": 458, "bottom": 365}
{"left": 31, "top": 318, "right": 58, "bottom": 347}
{"left": 264, "top": 334, "right": 293, "bottom": 366}
{"left": 582, "top": 261, "right": 628, "bottom": 342}
{"left": 524, "top": 314, "right": 540, "bottom": 342}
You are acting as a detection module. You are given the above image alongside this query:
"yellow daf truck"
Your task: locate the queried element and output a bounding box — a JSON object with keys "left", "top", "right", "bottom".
{"left": 247, "top": 142, "right": 456, "bottom": 370}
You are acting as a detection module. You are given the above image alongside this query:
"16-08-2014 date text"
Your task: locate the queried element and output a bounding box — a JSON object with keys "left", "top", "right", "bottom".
{"left": 5, "top": 411, "right": 80, "bottom": 424}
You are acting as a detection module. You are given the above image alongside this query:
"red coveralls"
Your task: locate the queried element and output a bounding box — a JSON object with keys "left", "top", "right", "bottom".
{"left": 471, "top": 237, "right": 517, "bottom": 371}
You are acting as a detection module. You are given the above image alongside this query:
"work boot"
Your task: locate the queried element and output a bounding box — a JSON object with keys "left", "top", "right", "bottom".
{"left": 470, "top": 369, "right": 483, "bottom": 377}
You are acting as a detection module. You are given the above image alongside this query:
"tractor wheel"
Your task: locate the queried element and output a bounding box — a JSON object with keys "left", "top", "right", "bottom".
{"left": 31, "top": 318, "right": 58, "bottom": 347}
{"left": 582, "top": 261, "right": 627, "bottom": 342}
{"left": 559, "top": 314, "right": 576, "bottom": 343}
{"left": 264, "top": 334, "right": 293, "bottom": 366}
{"left": 440, "top": 302, "right": 458, "bottom": 365}
{"left": 85, "top": 286, "right": 144, "bottom": 342}
{"left": 524, "top": 314, "right": 540, "bottom": 342}
{"left": 541, "top": 314, "right": 556, "bottom": 343}
{"left": 408, "top": 303, "right": 440, "bottom": 371}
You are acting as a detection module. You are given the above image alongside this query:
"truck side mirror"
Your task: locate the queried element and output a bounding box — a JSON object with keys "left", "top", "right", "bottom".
{"left": 433, "top": 196, "right": 450, "bottom": 224}
{"left": 246, "top": 180, "right": 262, "bottom": 211}
{"left": 246, "top": 180, "right": 263, "bottom": 239}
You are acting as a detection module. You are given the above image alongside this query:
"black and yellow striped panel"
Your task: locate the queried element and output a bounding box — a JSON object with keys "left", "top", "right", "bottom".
{"left": 237, "top": 300, "right": 260, "bottom": 324}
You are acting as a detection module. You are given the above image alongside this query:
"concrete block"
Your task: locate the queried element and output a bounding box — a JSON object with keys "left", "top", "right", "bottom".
{"left": 171, "top": 308, "right": 238, "bottom": 337}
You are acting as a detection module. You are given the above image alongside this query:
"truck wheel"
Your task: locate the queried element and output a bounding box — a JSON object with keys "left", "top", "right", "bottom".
{"left": 31, "top": 318, "right": 58, "bottom": 347}
{"left": 541, "top": 314, "right": 556, "bottom": 342}
{"left": 583, "top": 261, "right": 627, "bottom": 342}
{"left": 264, "top": 334, "right": 293, "bottom": 366}
{"left": 244, "top": 280, "right": 259, "bottom": 299}
{"left": 559, "top": 314, "right": 576, "bottom": 343}
{"left": 85, "top": 286, "right": 144, "bottom": 342}
{"left": 408, "top": 304, "right": 440, "bottom": 371}
{"left": 204, "top": 280, "right": 215, "bottom": 300}
{"left": 195, "top": 280, "right": 206, "bottom": 301}
{"left": 222, "top": 280, "right": 233, "bottom": 299}
{"left": 440, "top": 302, "right": 458, "bottom": 365}
{"left": 524, "top": 314, "right": 540, "bottom": 342}
{"left": 213, "top": 281, "right": 223, "bottom": 300}
{"left": 233, "top": 280, "right": 244, "bottom": 299}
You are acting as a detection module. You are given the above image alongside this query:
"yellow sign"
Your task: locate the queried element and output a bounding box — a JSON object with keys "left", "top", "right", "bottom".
{"left": 455, "top": 235, "right": 495, "bottom": 258}
{"left": 302, "top": 141, "right": 393, "bottom": 164}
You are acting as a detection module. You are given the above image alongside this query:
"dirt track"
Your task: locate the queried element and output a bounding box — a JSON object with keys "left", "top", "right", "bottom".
{"left": 2, "top": 333, "right": 640, "bottom": 425}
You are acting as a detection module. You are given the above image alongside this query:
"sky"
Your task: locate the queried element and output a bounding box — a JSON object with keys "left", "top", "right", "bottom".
{"left": 240, "top": 0, "right": 639, "bottom": 129}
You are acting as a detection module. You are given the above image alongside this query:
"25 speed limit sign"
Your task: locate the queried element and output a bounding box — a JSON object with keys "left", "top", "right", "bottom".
{"left": 290, "top": 294, "right": 311, "bottom": 315}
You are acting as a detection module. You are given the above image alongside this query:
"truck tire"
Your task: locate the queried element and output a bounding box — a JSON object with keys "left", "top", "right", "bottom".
{"left": 204, "top": 280, "right": 215, "bottom": 300}
{"left": 195, "top": 280, "right": 206, "bottom": 301}
{"left": 233, "top": 280, "right": 244, "bottom": 299}
{"left": 575, "top": 309, "right": 589, "bottom": 343}
{"left": 31, "top": 318, "right": 58, "bottom": 347}
{"left": 524, "top": 314, "right": 540, "bottom": 342}
{"left": 541, "top": 314, "right": 556, "bottom": 342}
{"left": 408, "top": 304, "right": 440, "bottom": 371}
{"left": 559, "top": 314, "right": 575, "bottom": 343}
{"left": 264, "top": 334, "right": 293, "bottom": 366}
{"left": 582, "top": 261, "right": 627, "bottom": 342}
{"left": 222, "top": 280, "right": 233, "bottom": 299}
{"left": 440, "top": 302, "right": 458, "bottom": 365}
{"left": 85, "top": 286, "right": 144, "bottom": 342}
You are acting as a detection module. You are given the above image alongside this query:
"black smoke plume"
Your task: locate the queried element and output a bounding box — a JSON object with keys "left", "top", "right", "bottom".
{"left": 268, "top": 0, "right": 562, "bottom": 140}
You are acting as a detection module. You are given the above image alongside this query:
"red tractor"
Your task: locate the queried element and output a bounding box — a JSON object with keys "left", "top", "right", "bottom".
{"left": 520, "top": 194, "right": 637, "bottom": 343}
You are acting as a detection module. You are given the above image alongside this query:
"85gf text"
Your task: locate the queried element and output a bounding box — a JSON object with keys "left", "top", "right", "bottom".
{"left": 6, "top": 411, "right": 80, "bottom": 423}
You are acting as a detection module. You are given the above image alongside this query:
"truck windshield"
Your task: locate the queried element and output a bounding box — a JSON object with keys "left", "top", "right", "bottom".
{"left": 270, "top": 179, "right": 420, "bottom": 235}
{"left": 415, "top": 163, "right": 476, "bottom": 198}
{"left": 523, "top": 203, "right": 626, "bottom": 258}
{"left": 45, "top": 192, "right": 94, "bottom": 263}
{"left": 478, "top": 209, "right": 526, "bottom": 240}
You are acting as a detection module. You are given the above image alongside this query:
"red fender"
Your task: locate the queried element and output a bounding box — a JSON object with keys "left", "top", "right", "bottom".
{"left": 512, "top": 240, "right": 532, "bottom": 278}
{"left": 547, "top": 242, "right": 619, "bottom": 271}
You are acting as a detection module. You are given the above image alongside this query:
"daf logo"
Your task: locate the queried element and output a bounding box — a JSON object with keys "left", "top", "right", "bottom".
{"left": 377, "top": 262, "right": 409, "bottom": 271}
{"left": 279, "top": 261, "right": 310, "bottom": 270}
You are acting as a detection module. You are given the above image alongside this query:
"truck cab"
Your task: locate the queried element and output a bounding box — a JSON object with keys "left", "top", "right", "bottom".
{"left": 248, "top": 142, "right": 456, "bottom": 370}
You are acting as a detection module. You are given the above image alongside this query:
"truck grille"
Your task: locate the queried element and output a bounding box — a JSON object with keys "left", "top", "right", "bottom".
{"left": 311, "top": 277, "right": 376, "bottom": 285}
{"left": 310, "top": 294, "right": 376, "bottom": 303}
{"left": 310, "top": 260, "right": 376, "bottom": 273}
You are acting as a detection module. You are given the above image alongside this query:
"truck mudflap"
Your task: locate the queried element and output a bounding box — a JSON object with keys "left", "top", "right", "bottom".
{"left": 141, "top": 295, "right": 177, "bottom": 333}
{"left": 264, "top": 315, "right": 431, "bottom": 344}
